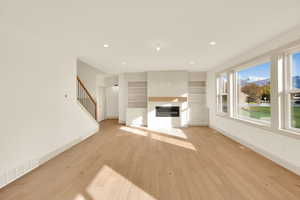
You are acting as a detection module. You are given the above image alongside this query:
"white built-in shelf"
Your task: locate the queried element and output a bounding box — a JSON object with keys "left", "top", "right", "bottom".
{"left": 188, "top": 81, "right": 208, "bottom": 125}
{"left": 128, "top": 81, "right": 147, "bottom": 108}
{"left": 188, "top": 81, "right": 206, "bottom": 103}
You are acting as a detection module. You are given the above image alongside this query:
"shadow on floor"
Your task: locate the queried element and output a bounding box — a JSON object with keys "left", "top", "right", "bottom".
{"left": 1, "top": 120, "right": 300, "bottom": 200}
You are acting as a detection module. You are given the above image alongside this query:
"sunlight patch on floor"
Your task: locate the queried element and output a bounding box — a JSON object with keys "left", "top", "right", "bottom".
{"left": 143, "top": 127, "right": 187, "bottom": 139}
{"left": 151, "top": 133, "right": 196, "bottom": 151}
{"left": 130, "top": 125, "right": 187, "bottom": 139}
{"left": 120, "top": 126, "right": 148, "bottom": 136}
{"left": 120, "top": 126, "right": 196, "bottom": 151}
{"left": 86, "top": 165, "right": 156, "bottom": 200}
{"left": 73, "top": 194, "right": 86, "bottom": 200}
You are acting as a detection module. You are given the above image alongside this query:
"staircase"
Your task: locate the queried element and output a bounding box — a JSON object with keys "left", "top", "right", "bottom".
{"left": 77, "top": 76, "right": 97, "bottom": 120}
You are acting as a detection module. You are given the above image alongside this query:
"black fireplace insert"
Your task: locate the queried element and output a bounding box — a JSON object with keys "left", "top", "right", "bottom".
{"left": 155, "top": 106, "right": 180, "bottom": 117}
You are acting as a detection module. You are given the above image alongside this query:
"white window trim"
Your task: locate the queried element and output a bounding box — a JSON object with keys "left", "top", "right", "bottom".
{"left": 269, "top": 54, "right": 282, "bottom": 131}
{"left": 283, "top": 48, "right": 300, "bottom": 133}
{"left": 216, "top": 72, "right": 229, "bottom": 116}
{"left": 233, "top": 59, "right": 272, "bottom": 126}
{"left": 214, "top": 41, "right": 300, "bottom": 140}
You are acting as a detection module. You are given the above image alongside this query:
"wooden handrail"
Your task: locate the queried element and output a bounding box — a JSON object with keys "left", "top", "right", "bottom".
{"left": 77, "top": 76, "right": 97, "bottom": 121}
{"left": 77, "top": 76, "right": 97, "bottom": 105}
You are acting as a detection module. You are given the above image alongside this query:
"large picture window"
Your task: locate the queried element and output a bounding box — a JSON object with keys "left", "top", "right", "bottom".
{"left": 288, "top": 52, "right": 300, "bottom": 129}
{"left": 236, "top": 62, "right": 271, "bottom": 123}
{"left": 217, "top": 73, "right": 228, "bottom": 113}
{"left": 215, "top": 43, "right": 300, "bottom": 137}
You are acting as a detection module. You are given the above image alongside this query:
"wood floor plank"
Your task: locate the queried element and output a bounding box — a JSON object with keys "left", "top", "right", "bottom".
{"left": 0, "top": 119, "right": 299, "bottom": 200}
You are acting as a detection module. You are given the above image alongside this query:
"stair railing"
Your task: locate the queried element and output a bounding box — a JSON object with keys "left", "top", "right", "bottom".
{"left": 77, "top": 76, "right": 97, "bottom": 121}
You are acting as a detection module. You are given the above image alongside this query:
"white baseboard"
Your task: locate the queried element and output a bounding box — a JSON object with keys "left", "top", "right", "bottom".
{"left": 211, "top": 125, "right": 300, "bottom": 176}
{"left": 189, "top": 122, "right": 209, "bottom": 126}
{"left": 105, "top": 116, "right": 118, "bottom": 120}
{"left": 0, "top": 127, "right": 98, "bottom": 189}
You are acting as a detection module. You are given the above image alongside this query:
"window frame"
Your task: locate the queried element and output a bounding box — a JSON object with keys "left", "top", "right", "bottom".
{"left": 216, "top": 72, "right": 229, "bottom": 116}
{"left": 232, "top": 58, "right": 272, "bottom": 126}
{"left": 284, "top": 48, "right": 300, "bottom": 132}
{"left": 214, "top": 42, "right": 300, "bottom": 139}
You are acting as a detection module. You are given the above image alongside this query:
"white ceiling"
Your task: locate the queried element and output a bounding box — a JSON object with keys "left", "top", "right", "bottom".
{"left": 2, "top": 0, "right": 300, "bottom": 74}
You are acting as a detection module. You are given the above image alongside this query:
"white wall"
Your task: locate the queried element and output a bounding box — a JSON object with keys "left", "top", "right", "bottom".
{"left": 147, "top": 71, "right": 188, "bottom": 97}
{"left": 119, "top": 72, "right": 147, "bottom": 124}
{"left": 96, "top": 73, "right": 108, "bottom": 122}
{"left": 0, "top": 24, "right": 99, "bottom": 188}
{"left": 104, "top": 76, "right": 119, "bottom": 87}
{"left": 189, "top": 71, "right": 207, "bottom": 82}
{"left": 118, "top": 74, "right": 127, "bottom": 124}
{"left": 97, "top": 87, "right": 106, "bottom": 121}
{"left": 207, "top": 27, "right": 300, "bottom": 175}
{"left": 105, "top": 86, "right": 119, "bottom": 119}
{"left": 103, "top": 76, "right": 119, "bottom": 119}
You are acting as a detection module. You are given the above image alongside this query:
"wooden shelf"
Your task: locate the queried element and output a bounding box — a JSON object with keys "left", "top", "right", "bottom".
{"left": 148, "top": 97, "right": 188, "bottom": 102}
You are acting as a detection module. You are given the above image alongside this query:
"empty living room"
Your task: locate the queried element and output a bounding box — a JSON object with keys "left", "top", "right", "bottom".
{"left": 1, "top": 0, "right": 300, "bottom": 199}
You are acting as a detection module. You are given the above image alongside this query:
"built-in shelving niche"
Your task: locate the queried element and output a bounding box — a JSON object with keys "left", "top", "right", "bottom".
{"left": 128, "top": 81, "right": 147, "bottom": 108}
{"left": 188, "top": 81, "right": 206, "bottom": 103}
{"left": 188, "top": 81, "right": 208, "bottom": 125}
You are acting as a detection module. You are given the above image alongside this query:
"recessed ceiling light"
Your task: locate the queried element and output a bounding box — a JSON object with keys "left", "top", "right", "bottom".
{"left": 103, "top": 44, "right": 109, "bottom": 48}
{"left": 156, "top": 46, "right": 161, "bottom": 52}
{"left": 122, "top": 61, "right": 127, "bottom": 65}
{"left": 209, "top": 41, "right": 216, "bottom": 46}
{"left": 189, "top": 61, "right": 195, "bottom": 65}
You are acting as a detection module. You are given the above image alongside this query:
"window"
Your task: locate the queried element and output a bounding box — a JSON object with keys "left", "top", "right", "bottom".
{"left": 214, "top": 42, "right": 300, "bottom": 136}
{"left": 236, "top": 62, "right": 271, "bottom": 123}
{"left": 287, "top": 51, "right": 300, "bottom": 129}
{"left": 217, "top": 73, "right": 228, "bottom": 113}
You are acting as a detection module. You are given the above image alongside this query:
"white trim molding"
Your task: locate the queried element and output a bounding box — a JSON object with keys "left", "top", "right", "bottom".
{"left": 0, "top": 128, "right": 99, "bottom": 189}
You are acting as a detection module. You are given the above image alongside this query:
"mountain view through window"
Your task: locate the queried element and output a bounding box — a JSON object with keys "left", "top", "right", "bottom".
{"left": 237, "top": 62, "right": 271, "bottom": 122}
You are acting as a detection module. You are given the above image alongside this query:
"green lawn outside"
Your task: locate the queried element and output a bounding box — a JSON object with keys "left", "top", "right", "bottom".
{"left": 291, "top": 106, "right": 300, "bottom": 128}
{"left": 240, "top": 106, "right": 300, "bottom": 128}
{"left": 240, "top": 106, "right": 271, "bottom": 121}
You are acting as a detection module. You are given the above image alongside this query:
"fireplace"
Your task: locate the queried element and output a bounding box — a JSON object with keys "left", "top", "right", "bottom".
{"left": 155, "top": 106, "right": 180, "bottom": 117}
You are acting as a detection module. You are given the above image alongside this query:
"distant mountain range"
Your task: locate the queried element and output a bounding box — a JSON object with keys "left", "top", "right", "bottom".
{"left": 240, "top": 76, "right": 300, "bottom": 88}
{"left": 240, "top": 78, "right": 270, "bottom": 86}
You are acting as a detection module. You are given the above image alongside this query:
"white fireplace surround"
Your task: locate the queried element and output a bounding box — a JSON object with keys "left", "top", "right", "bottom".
{"left": 148, "top": 101, "right": 188, "bottom": 128}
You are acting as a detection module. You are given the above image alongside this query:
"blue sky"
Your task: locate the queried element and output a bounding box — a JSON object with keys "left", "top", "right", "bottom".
{"left": 238, "top": 62, "right": 270, "bottom": 81}
{"left": 293, "top": 52, "right": 300, "bottom": 77}
{"left": 237, "top": 52, "right": 300, "bottom": 82}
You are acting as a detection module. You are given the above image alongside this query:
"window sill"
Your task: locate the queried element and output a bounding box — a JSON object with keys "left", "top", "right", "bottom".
{"left": 216, "top": 114, "right": 300, "bottom": 140}
{"left": 277, "top": 128, "right": 300, "bottom": 140}
{"left": 216, "top": 114, "right": 272, "bottom": 130}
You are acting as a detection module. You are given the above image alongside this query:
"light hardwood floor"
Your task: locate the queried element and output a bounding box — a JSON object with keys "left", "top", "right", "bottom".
{"left": 1, "top": 120, "right": 300, "bottom": 200}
